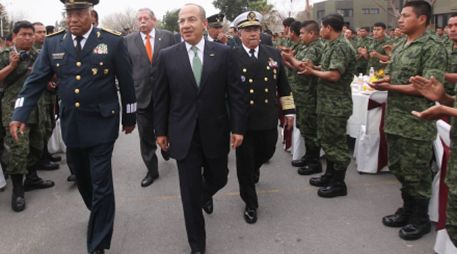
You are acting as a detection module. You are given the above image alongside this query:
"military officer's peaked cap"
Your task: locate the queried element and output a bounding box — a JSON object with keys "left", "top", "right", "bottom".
{"left": 234, "top": 11, "right": 262, "bottom": 29}
{"left": 60, "top": 0, "right": 99, "bottom": 10}
{"left": 207, "top": 13, "right": 225, "bottom": 28}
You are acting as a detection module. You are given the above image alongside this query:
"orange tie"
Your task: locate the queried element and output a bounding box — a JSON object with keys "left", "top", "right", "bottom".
{"left": 145, "top": 34, "right": 153, "bottom": 63}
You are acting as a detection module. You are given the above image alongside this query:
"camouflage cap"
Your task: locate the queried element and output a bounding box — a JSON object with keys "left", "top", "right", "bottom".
{"left": 59, "top": 0, "right": 99, "bottom": 10}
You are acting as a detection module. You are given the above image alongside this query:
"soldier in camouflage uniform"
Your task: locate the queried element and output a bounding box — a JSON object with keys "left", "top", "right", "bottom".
{"left": 354, "top": 26, "right": 372, "bottom": 75}
{"left": 443, "top": 15, "right": 457, "bottom": 96}
{"left": 281, "top": 20, "right": 323, "bottom": 175}
{"left": 366, "top": 22, "right": 390, "bottom": 73}
{"left": 0, "top": 21, "right": 54, "bottom": 212}
{"left": 274, "top": 17, "right": 295, "bottom": 48}
{"left": 300, "top": 14, "right": 355, "bottom": 198}
{"left": 33, "top": 22, "right": 61, "bottom": 170}
{"left": 371, "top": 1, "right": 448, "bottom": 241}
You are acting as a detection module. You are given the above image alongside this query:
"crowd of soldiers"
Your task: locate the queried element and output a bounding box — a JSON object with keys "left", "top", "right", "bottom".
{"left": 0, "top": 0, "right": 456, "bottom": 253}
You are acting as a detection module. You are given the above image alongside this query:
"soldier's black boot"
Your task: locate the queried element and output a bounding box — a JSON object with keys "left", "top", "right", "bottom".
{"left": 309, "top": 160, "right": 334, "bottom": 187}
{"left": 317, "top": 169, "right": 347, "bottom": 198}
{"left": 297, "top": 147, "right": 322, "bottom": 175}
{"left": 291, "top": 154, "right": 307, "bottom": 167}
{"left": 382, "top": 192, "right": 413, "bottom": 227}
{"left": 24, "top": 168, "right": 55, "bottom": 192}
{"left": 11, "top": 174, "right": 26, "bottom": 212}
{"left": 399, "top": 198, "right": 431, "bottom": 240}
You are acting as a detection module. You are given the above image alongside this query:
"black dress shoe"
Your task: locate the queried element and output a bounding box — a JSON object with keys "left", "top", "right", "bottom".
{"left": 309, "top": 174, "right": 332, "bottom": 187}
{"left": 67, "top": 174, "right": 77, "bottom": 182}
{"left": 48, "top": 154, "right": 62, "bottom": 162}
{"left": 141, "top": 173, "right": 158, "bottom": 187}
{"left": 317, "top": 182, "right": 347, "bottom": 198}
{"left": 291, "top": 157, "right": 307, "bottom": 167}
{"left": 38, "top": 160, "right": 59, "bottom": 171}
{"left": 202, "top": 198, "right": 213, "bottom": 214}
{"left": 161, "top": 149, "right": 170, "bottom": 161}
{"left": 12, "top": 192, "right": 26, "bottom": 212}
{"left": 244, "top": 207, "right": 257, "bottom": 224}
{"left": 382, "top": 208, "right": 410, "bottom": 228}
{"left": 90, "top": 250, "right": 105, "bottom": 254}
{"left": 399, "top": 222, "right": 431, "bottom": 240}
{"left": 23, "top": 178, "right": 55, "bottom": 192}
{"left": 190, "top": 251, "right": 205, "bottom": 254}
{"left": 0, "top": 185, "right": 6, "bottom": 192}
{"left": 297, "top": 162, "right": 322, "bottom": 175}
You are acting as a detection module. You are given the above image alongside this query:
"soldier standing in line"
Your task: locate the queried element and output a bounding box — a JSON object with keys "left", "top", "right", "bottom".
{"left": 354, "top": 26, "right": 372, "bottom": 75}
{"left": 443, "top": 14, "right": 457, "bottom": 96}
{"left": 233, "top": 11, "right": 294, "bottom": 224}
{"left": 0, "top": 21, "right": 55, "bottom": 212}
{"left": 370, "top": 1, "right": 448, "bottom": 241}
{"left": 299, "top": 13, "right": 355, "bottom": 198}
{"left": 9, "top": 0, "right": 136, "bottom": 252}
{"left": 281, "top": 20, "right": 323, "bottom": 176}
{"left": 366, "top": 22, "right": 390, "bottom": 73}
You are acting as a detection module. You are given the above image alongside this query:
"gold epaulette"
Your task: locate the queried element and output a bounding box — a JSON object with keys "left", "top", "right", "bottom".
{"left": 280, "top": 94, "right": 295, "bottom": 110}
{"left": 46, "top": 29, "right": 65, "bottom": 37}
{"left": 100, "top": 27, "right": 122, "bottom": 36}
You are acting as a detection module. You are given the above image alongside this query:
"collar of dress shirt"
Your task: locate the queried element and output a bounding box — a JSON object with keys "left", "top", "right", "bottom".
{"left": 71, "top": 25, "right": 93, "bottom": 46}
{"left": 140, "top": 28, "right": 156, "bottom": 42}
{"left": 185, "top": 37, "right": 205, "bottom": 54}
{"left": 242, "top": 44, "right": 259, "bottom": 58}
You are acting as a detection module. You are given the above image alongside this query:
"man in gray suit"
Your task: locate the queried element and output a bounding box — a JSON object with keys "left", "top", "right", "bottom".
{"left": 124, "top": 8, "right": 176, "bottom": 187}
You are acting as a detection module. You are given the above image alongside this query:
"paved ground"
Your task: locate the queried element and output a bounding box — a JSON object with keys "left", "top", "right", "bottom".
{"left": 0, "top": 130, "right": 436, "bottom": 254}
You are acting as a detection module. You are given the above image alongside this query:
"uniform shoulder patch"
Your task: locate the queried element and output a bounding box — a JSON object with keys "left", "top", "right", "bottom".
{"left": 46, "top": 29, "right": 65, "bottom": 37}
{"left": 100, "top": 27, "right": 122, "bottom": 36}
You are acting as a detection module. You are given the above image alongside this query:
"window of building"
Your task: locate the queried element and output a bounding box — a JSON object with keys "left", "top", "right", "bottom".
{"left": 317, "top": 10, "right": 325, "bottom": 19}
{"left": 362, "top": 8, "right": 380, "bottom": 15}
{"left": 337, "top": 8, "right": 353, "bottom": 17}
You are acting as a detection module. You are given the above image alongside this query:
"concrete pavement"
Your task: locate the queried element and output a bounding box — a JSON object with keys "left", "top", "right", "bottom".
{"left": 0, "top": 131, "right": 436, "bottom": 254}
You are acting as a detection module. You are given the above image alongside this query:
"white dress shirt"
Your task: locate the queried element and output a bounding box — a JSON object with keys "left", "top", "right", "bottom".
{"left": 140, "top": 28, "right": 156, "bottom": 51}
{"left": 185, "top": 38, "right": 205, "bottom": 67}
{"left": 71, "top": 25, "right": 94, "bottom": 49}
{"left": 242, "top": 44, "right": 259, "bottom": 58}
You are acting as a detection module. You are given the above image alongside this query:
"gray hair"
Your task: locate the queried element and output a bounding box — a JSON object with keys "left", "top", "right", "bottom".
{"left": 137, "top": 8, "right": 155, "bottom": 19}
{"left": 183, "top": 3, "right": 206, "bottom": 20}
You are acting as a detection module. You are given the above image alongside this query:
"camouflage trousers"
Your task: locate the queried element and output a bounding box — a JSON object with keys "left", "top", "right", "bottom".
{"left": 317, "top": 115, "right": 351, "bottom": 170}
{"left": 446, "top": 146, "right": 457, "bottom": 246}
{"left": 3, "top": 123, "right": 43, "bottom": 175}
{"left": 386, "top": 134, "right": 433, "bottom": 199}
{"left": 38, "top": 101, "right": 54, "bottom": 145}
{"left": 295, "top": 100, "right": 319, "bottom": 151}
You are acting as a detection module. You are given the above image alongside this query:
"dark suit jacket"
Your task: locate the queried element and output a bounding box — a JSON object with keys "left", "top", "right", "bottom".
{"left": 124, "top": 29, "right": 176, "bottom": 109}
{"left": 12, "top": 28, "right": 136, "bottom": 148}
{"left": 154, "top": 40, "right": 248, "bottom": 160}
{"left": 235, "top": 45, "right": 294, "bottom": 130}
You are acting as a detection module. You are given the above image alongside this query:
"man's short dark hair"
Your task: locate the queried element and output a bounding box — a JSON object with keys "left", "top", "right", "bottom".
{"left": 301, "top": 20, "right": 320, "bottom": 35}
{"left": 32, "top": 22, "right": 44, "bottom": 27}
{"left": 12, "top": 21, "right": 34, "bottom": 34}
{"left": 283, "top": 17, "right": 295, "bottom": 27}
{"left": 290, "top": 21, "right": 302, "bottom": 36}
{"left": 359, "top": 26, "right": 370, "bottom": 32}
{"left": 46, "top": 25, "right": 55, "bottom": 34}
{"left": 321, "top": 13, "right": 344, "bottom": 32}
{"left": 404, "top": 0, "right": 432, "bottom": 26}
{"left": 373, "top": 22, "right": 386, "bottom": 30}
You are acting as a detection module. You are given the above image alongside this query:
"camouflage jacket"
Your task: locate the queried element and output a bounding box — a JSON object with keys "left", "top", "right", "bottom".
{"left": 445, "top": 43, "right": 457, "bottom": 95}
{"left": 367, "top": 37, "right": 389, "bottom": 73}
{"left": 0, "top": 47, "right": 39, "bottom": 125}
{"left": 291, "top": 39, "right": 322, "bottom": 105}
{"left": 354, "top": 36, "right": 373, "bottom": 74}
{"left": 385, "top": 33, "right": 447, "bottom": 141}
{"left": 316, "top": 34, "right": 356, "bottom": 117}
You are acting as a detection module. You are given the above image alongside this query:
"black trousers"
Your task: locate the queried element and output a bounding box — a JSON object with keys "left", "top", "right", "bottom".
{"left": 137, "top": 104, "right": 159, "bottom": 177}
{"left": 67, "top": 141, "right": 115, "bottom": 252}
{"left": 236, "top": 128, "right": 278, "bottom": 209}
{"left": 176, "top": 130, "right": 229, "bottom": 252}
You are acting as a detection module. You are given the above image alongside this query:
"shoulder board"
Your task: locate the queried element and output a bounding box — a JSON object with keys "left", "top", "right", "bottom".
{"left": 100, "top": 28, "right": 122, "bottom": 36}
{"left": 46, "top": 29, "right": 65, "bottom": 37}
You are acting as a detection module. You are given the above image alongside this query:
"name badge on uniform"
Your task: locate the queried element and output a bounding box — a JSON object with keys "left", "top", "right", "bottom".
{"left": 93, "top": 43, "right": 108, "bottom": 54}
{"left": 52, "top": 53, "right": 65, "bottom": 60}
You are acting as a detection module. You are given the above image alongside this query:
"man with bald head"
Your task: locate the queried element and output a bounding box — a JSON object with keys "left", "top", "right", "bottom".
{"left": 154, "top": 3, "right": 247, "bottom": 254}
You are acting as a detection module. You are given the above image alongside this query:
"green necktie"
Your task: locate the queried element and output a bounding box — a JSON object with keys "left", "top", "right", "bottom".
{"left": 191, "top": 46, "right": 202, "bottom": 86}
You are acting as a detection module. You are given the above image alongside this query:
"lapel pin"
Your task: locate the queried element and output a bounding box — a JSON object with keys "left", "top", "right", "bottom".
{"left": 209, "top": 53, "right": 215, "bottom": 57}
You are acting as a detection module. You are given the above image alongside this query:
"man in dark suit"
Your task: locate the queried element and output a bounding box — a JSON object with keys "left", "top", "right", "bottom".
{"left": 124, "top": 8, "right": 175, "bottom": 187}
{"left": 233, "top": 11, "right": 295, "bottom": 224}
{"left": 9, "top": 1, "right": 136, "bottom": 253}
{"left": 154, "top": 4, "right": 248, "bottom": 254}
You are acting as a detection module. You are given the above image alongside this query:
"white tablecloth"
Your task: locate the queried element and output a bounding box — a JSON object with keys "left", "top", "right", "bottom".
{"left": 347, "top": 90, "right": 389, "bottom": 173}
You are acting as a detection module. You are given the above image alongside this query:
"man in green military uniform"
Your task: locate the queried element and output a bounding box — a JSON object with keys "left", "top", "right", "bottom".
{"left": 281, "top": 20, "right": 322, "bottom": 176}
{"left": 366, "top": 22, "right": 390, "bottom": 73}
{"left": 0, "top": 21, "right": 54, "bottom": 212}
{"left": 299, "top": 13, "right": 355, "bottom": 198}
{"left": 444, "top": 14, "right": 457, "bottom": 96}
{"left": 354, "top": 26, "right": 372, "bottom": 75}
{"left": 274, "top": 17, "right": 295, "bottom": 48}
{"left": 33, "top": 21, "right": 61, "bottom": 171}
{"left": 370, "top": 1, "right": 448, "bottom": 241}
